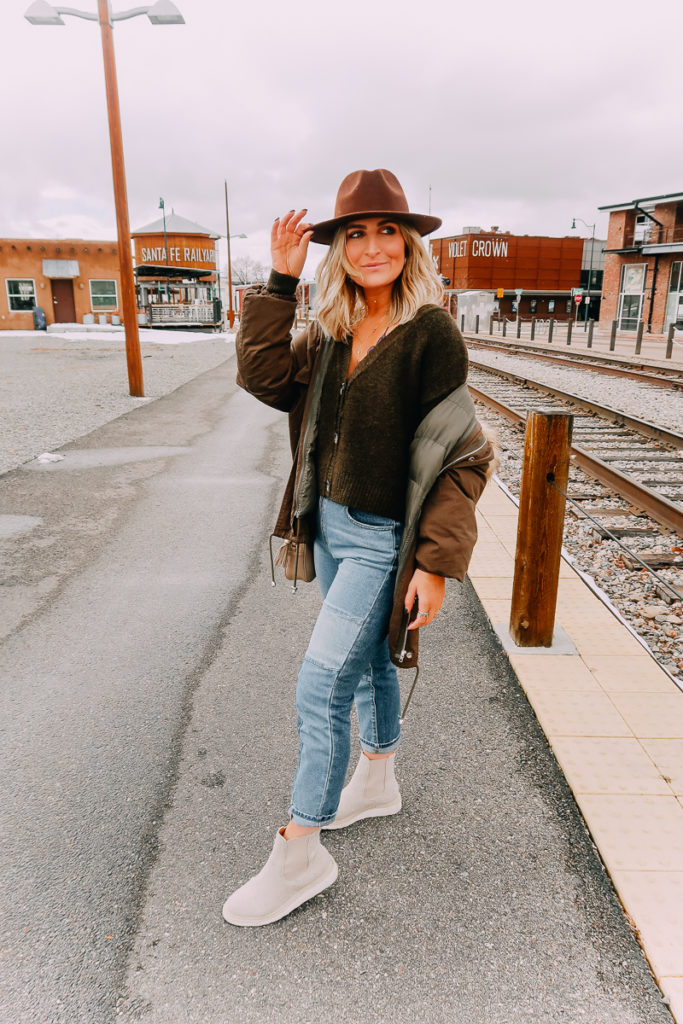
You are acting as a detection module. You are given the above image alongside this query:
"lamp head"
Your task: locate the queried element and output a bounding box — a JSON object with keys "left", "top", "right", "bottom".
{"left": 147, "top": 1, "right": 185, "bottom": 24}
{"left": 24, "top": 1, "right": 64, "bottom": 25}
{"left": 571, "top": 218, "right": 577, "bottom": 230}
{"left": 159, "top": 197, "right": 165, "bottom": 209}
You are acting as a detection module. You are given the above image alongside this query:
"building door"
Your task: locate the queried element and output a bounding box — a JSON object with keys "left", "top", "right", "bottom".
{"left": 51, "top": 279, "right": 76, "bottom": 323}
{"left": 665, "top": 262, "right": 683, "bottom": 330}
{"left": 617, "top": 264, "right": 646, "bottom": 331}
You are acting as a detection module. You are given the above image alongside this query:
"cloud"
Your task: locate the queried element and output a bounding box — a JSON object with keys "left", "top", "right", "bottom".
{"left": 1, "top": 0, "right": 680, "bottom": 276}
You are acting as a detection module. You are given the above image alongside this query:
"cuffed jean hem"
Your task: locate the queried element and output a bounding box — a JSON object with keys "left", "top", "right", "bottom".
{"left": 289, "top": 807, "right": 336, "bottom": 828}
{"left": 359, "top": 733, "right": 402, "bottom": 755}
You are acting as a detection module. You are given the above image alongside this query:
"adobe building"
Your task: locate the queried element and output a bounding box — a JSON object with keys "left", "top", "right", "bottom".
{"left": 1, "top": 210, "right": 221, "bottom": 332}
{"left": 430, "top": 228, "right": 605, "bottom": 322}
{"left": 0, "top": 238, "right": 121, "bottom": 330}
{"left": 598, "top": 191, "right": 683, "bottom": 333}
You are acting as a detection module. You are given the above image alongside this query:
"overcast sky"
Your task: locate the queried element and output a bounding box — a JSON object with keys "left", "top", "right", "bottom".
{"left": 2, "top": 0, "right": 680, "bottom": 277}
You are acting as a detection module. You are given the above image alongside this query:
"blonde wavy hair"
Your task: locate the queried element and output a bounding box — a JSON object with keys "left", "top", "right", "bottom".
{"left": 315, "top": 222, "right": 444, "bottom": 339}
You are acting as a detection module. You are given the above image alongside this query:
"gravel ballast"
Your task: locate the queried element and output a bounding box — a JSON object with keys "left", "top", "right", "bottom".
{"left": 469, "top": 346, "right": 682, "bottom": 431}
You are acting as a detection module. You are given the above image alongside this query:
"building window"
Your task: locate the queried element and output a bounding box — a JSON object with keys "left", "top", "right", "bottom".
{"left": 618, "top": 263, "right": 646, "bottom": 330}
{"left": 580, "top": 268, "right": 604, "bottom": 290}
{"left": 89, "top": 279, "right": 118, "bottom": 309}
{"left": 548, "top": 299, "right": 555, "bottom": 313}
{"left": 6, "top": 278, "right": 37, "bottom": 311}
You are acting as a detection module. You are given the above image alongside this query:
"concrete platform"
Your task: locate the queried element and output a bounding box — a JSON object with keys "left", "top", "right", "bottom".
{"left": 469, "top": 478, "right": 683, "bottom": 1020}
{"left": 0, "top": 357, "right": 676, "bottom": 1023}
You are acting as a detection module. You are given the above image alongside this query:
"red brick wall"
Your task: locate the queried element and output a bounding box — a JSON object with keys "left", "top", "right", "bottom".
{"left": 599, "top": 202, "right": 682, "bottom": 332}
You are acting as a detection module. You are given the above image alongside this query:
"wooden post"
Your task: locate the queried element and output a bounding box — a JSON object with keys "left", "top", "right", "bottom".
{"left": 461, "top": 314, "right": 465, "bottom": 331}
{"left": 635, "top": 321, "right": 644, "bottom": 355}
{"left": 609, "top": 320, "right": 617, "bottom": 351}
{"left": 587, "top": 320, "right": 594, "bottom": 348}
{"left": 97, "top": 0, "right": 144, "bottom": 397}
{"left": 566, "top": 319, "right": 572, "bottom": 346}
{"left": 548, "top": 319, "right": 554, "bottom": 344}
{"left": 475, "top": 314, "right": 480, "bottom": 334}
{"left": 510, "top": 411, "right": 573, "bottom": 647}
{"left": 666, "top": 324, "right": 675, "bottom": 358}
{"left": 489, "top": 315, "right": 494, "bottom": 334}
{"left": 502, "top": 319, "right": 507, "bottom": 337}
{"left": 516, "top": 317, "right": 521, "bottom": 339}
{"left": 530, "top": 318, "right": 536, "bottom": 341}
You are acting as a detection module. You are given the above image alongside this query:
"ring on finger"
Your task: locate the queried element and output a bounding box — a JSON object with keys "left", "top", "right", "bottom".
{"left": 418, "top": 610, "right": 429, "bottom": 619}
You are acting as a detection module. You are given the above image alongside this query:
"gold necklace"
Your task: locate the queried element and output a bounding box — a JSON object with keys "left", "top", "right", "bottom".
{"left": 354, "top": 312, "right": 393, "bottom": 357}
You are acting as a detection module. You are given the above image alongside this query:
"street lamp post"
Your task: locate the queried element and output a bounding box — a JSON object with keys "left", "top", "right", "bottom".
{"left": 571, "top": 216, "right": 596, "bottom": 330}
{"left": 223, "top": 181, "right": 247, "bottom": 329}
{"left": 158, "top": 196, "right": 170, "bottom": 300}
{"left": 24, "top": 0, "right": 185, "bottom": 397}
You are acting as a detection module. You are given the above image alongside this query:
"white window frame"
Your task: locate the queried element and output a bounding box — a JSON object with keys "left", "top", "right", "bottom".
{"left": 6, "top": 278, "right": 37, "bottom": 312}
{"left": 89, "top": 278, "right": 118, "bottom": 310}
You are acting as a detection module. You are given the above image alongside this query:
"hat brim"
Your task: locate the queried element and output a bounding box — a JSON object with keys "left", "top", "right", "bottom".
{"left": 309, "top": 211, "right": 442, "bottom": 246}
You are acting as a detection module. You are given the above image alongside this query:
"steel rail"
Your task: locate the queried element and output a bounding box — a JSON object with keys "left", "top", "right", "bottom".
{"left": 465, "top": 336, "right": 683, "bottom": 389}
{"left": 469, "top": 361, "right": 683, "bottom": 449}
{"left": 467, "top": 384, "right": 683, "bottom": 536}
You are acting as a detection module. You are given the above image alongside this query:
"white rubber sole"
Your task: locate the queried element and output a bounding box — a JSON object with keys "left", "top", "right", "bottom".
{"left": 322, "top": 794, "right": 402, "bottom": 831}
{"left": 222, "top": 860, "right": 338, "bottom": 927}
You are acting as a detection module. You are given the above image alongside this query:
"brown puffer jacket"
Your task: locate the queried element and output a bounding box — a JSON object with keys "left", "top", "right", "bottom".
{"left": 235, "top": 285, "right": 494, "bottom": 668}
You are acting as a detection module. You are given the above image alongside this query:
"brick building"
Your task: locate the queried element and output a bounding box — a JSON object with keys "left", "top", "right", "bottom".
{"left": 598, "top": 191, "right": 683, "bottom": 333}
{"left": 430, "top": 228, "right": 605, "bottom": 321}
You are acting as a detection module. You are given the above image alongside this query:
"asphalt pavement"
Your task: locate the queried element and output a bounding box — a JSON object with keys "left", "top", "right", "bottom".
{"left": 0, "top": 350, "right": 673, "bottom": 1023}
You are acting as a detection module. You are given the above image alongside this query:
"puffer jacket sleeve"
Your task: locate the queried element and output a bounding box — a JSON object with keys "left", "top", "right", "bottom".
{"left": 414, "top": 427, "right": 494, "bottom": 581}
{"left": 235, "top": 270, "right": 315, "bottom": 413}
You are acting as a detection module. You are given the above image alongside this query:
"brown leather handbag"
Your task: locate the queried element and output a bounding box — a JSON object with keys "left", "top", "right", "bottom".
{"left": 269, "top": 535, "right": 316, "bottom": 591}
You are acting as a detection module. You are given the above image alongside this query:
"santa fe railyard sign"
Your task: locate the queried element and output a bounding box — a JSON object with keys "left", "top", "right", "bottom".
{"left": 138, "top": 245, "right": 217, "bottom": 266}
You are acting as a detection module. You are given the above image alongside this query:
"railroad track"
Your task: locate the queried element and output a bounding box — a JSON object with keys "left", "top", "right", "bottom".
{"left": 468, "top": 361, "right": 683, "bottom": 537}
{"left": 465, "top": 336, "right": 683, "bottom": 390}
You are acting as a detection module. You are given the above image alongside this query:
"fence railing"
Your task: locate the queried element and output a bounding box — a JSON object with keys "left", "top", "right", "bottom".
{"left": 149, "top": 303, "right": 217, "bottom": 325}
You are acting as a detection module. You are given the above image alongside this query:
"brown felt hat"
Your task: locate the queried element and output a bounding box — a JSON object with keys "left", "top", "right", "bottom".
{"left": 310, "top": 168, "right": 442, "bottom": 245}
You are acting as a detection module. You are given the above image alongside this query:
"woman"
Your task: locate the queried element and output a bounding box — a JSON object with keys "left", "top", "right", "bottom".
{"left": 223, "top": 169, "right": 493, "bottom": 927}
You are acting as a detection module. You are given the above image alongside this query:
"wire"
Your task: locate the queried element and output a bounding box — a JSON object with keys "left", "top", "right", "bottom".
{"left": 495, "top": 443, "right": 681, "bottom": 602}
{"left": 548, "top": 479, "right": 682, "bottom": 603}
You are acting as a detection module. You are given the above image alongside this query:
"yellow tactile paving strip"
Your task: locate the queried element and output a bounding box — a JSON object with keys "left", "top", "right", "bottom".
{"left": 469, "top": 479, "right": 683, "bottom": 1020}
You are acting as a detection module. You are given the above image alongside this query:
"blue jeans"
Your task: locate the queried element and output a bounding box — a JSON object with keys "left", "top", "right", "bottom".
{"left": 290, "top": 498, "right": 403, "bottom": 827}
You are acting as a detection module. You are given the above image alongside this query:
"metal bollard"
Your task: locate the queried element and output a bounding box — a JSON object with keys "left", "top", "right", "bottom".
{"left": 587, "top": 320, "right": 594, "bottom": 348}
{"left": 566, "top": 320, "right": 572, "bottom": 346}
{"left": 530, "top": 318, "right": 536, "bottom": 341}
{"left": 666, "top": 324, "right": 675, "bottom": 359}
{"left": 516, "top": 318, "right": 521, "bottom": 339}
{"left": 502, "top": 319, "right": 507, "bottom": 337}
{"left": 475, "top": 314, "right": 480, "bottom": 334}
{"left": 610, "top": 320, "right": 617, "bottom": 351}
{"left": 548, "top": 319, "right": 554, "bottom": 344}
{"left": 461, "top": 314, "right": 465, "bottom": 332}
{"left": 489, "top": 315, "right": 494, "bottom": 334}
{"left": 635, "top": 321, "right": 644, "bottom": 355}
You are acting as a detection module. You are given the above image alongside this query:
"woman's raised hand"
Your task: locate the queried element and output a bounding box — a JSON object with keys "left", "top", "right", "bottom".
{"left": 271, "top": 209, "right": 313, "bottom": 280}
